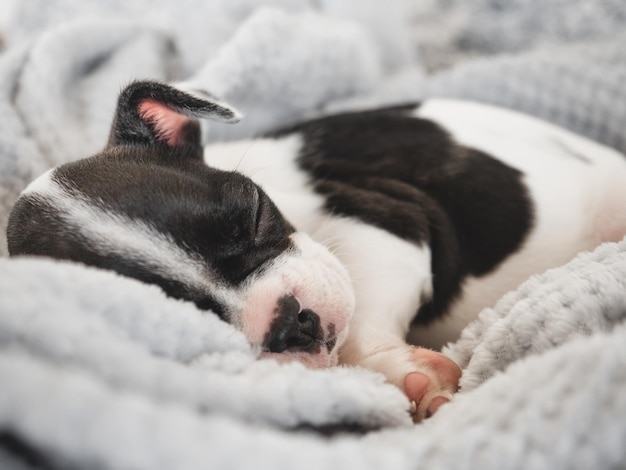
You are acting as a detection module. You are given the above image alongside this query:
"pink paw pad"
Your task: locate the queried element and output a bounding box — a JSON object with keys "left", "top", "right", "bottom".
{"left": 404, "top": 348, "right": 462, "bottom": 421}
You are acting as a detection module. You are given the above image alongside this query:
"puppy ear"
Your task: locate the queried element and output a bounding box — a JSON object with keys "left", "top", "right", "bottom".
{"left": 107, "top": 81, "right": 242, "bottom": 156}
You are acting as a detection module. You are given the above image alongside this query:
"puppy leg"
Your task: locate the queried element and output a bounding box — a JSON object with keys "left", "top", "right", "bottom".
{"left": 313, "top": 218, "right": 461, "bottom": 421}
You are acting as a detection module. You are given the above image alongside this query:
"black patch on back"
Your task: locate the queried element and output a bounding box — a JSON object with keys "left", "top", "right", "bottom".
{"left": 270, "top": 105, "right": 534, "bottom": 324}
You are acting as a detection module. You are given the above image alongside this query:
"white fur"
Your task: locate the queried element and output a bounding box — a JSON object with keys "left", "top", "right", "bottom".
{"left": 311, "top": 217, "right": 431, "bottom": 348}
{"left": 205, "top": 135, "right": 327, "bottom": 234}
{"left": 311, "top": 217, "right": 437, "bottom": 396}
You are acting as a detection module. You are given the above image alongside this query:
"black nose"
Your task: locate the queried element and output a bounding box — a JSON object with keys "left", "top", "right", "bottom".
{"left": 266, "top": 295, "right": 320, "bottom": 353}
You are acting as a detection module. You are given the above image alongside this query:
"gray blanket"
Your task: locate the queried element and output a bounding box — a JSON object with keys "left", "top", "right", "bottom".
{"left": 1, "top": 1, "right": 626, "bottom": 468}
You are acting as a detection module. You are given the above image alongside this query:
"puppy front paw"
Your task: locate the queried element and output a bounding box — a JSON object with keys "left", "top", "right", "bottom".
{"left": 403, "top": 348, "right": 461, "bottom": 422}
{"left": 343, "top": 343, "right": 462, "bottom": 422}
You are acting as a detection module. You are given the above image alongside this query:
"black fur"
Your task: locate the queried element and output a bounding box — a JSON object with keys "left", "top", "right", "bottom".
{"left": 59, "top": 151, "right": 293, "bottom": 283}
{"left": 270, "top": 106, "right": 534, "bottom": 323}
{"left": 109, "top": 81, "right": 238, "bottom": 152}
{"left": 7, "top": 82, "right": 293, "bottom": 314}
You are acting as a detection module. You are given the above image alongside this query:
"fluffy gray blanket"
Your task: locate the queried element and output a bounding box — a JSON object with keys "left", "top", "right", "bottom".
{"left": 1, "top": 1, "right": 626, "bottom": 468}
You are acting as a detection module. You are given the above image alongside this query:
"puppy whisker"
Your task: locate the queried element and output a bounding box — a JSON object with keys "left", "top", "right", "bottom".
{"left": 234, "top": 140, "right": 258, "bottom": 173}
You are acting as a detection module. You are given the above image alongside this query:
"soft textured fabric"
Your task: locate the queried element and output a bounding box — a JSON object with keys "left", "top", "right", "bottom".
{"left": 1, "top": 1, "right": 626, "bottom": 468}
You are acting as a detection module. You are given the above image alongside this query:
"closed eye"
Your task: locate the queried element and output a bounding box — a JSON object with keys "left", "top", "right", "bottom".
{"left": 254, "top": 191, "right": 273, "bottom": 245}
{"left": 252, "top": 187, "right": 262, "bottom": 240}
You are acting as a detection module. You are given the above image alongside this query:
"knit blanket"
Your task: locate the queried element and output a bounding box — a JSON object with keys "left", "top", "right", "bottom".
{"left": 1, "top": 1, "right": 626, "bottom": 469}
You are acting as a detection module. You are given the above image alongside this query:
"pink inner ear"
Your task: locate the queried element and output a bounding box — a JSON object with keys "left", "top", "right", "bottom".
{"left": 138, "top": 99, "right": 189, "bottom": 147}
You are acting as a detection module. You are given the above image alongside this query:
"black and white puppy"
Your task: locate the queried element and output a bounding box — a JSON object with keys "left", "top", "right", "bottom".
{"left": 8, "top": 81, "right": 626, "bottom": 421}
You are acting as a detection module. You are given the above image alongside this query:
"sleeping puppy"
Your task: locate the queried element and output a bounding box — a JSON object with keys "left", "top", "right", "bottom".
{"left": 7, "top": 81, "right": 626, "bottom": 421}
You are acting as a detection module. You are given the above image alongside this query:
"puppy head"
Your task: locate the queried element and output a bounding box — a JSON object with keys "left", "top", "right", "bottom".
{"left": 7, "top": 81, "right": 354, "bottom": 368}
